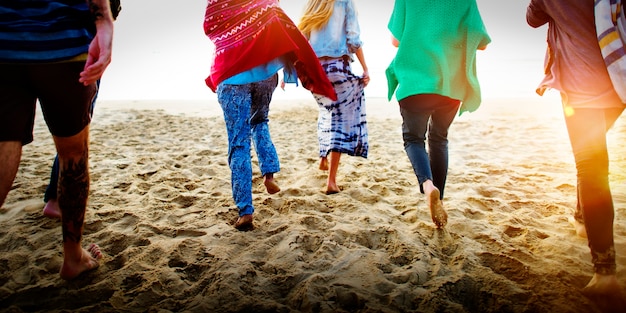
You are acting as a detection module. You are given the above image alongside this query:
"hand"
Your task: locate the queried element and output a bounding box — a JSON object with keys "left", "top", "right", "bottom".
{"left": 79, "top": 21, "right": 113, "bottom": 86}
{"left": 391, "top": 36, "right": 400, "bottom": 48}
{"left": 361, "top": 71, "right": 370, "bottom": 87}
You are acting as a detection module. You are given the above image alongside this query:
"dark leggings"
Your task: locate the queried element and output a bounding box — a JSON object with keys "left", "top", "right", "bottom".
{"left": 565, "top": 106, "right": 624, "bottom": 275}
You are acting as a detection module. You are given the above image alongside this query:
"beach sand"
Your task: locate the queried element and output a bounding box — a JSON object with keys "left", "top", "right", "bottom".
{"left": 1, "top": 96, "right": 625, "bottom": 312}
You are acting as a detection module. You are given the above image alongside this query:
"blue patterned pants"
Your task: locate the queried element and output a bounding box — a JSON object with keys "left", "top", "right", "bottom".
{"left": 217, "top": 74, "right": 280, "bottom": 216}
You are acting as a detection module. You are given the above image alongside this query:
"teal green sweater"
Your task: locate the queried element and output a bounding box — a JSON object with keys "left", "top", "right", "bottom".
{"left": 386, "top": 0, "right": 491, "bottom": 114}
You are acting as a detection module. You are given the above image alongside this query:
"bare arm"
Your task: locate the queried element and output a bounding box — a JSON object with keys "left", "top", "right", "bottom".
{"left": 354, "top": 47, "right": 370, "bottom": 87}
{"left": 79, "top": 0, "right": 114, "bottom": 85}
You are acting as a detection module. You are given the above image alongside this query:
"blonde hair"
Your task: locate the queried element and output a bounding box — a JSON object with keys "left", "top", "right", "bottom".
{"left": 298, "top": 0, "right": 335, "bottom": 38}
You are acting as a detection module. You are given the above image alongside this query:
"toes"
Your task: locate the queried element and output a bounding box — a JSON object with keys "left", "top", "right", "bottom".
{"left": 88, "top": 243, "right": 103, "bottom": 259}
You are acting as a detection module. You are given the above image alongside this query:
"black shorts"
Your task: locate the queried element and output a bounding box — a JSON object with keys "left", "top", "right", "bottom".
{"left": 0, "top": 62, "right": 95, "bottom": 145}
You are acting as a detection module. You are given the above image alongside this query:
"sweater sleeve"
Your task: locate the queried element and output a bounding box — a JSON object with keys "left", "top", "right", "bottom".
{"left": 345, "top": 0, "right": 363, "bottom": 53}
{"left": 385, "top": 0, "right": 405, "bottom": 100}
{"left": 527, "top": 0, "right": 550, "bottom": 28}
{"left": 387, "top": 0, "right": 406, "bottom": 42}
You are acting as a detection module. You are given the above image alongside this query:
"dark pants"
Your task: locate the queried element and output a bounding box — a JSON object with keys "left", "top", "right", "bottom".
{"left": 0, "top": 62, "right": 94, "bottom": 144}
{"left": 565, "top": 106, "right": 624, "bottom": 275}
{"left": 399, "top": 94, "right": 460, "bottom": 199}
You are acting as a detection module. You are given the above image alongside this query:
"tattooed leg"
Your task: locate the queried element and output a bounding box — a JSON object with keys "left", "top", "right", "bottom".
{"left": 58, "top": 141, "right": 89, "bottom": 244}
{"left": 54, "top": 126, "right": 101, "bottom": 280}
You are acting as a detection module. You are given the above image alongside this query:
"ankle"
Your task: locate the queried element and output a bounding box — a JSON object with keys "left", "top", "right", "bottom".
{"left": 423, "top": 181, "right": 437, "bottom": 194}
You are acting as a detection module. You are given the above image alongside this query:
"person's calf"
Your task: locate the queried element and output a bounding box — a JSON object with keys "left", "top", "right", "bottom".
{"left": 319, "top": 157, "right": 328, "bottom": 171}
{"left": 0, "top": 141, "right": 22, "bottom": 207}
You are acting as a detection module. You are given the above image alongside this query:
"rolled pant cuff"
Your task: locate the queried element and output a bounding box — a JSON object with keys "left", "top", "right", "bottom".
{"left": 594, "top": 264, "right": 616, "bottom": 275}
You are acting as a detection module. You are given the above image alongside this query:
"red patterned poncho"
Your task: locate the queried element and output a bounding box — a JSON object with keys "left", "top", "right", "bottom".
{"left": 204, "top": 0, "right": 337, "bottom": 100}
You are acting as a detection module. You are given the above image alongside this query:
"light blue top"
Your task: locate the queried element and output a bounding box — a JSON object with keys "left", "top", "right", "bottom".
{"left": 308, "top": 0, "right": 363, "bottom": 58}
{"left": 223, "top": 57, "right": 282, "bottom": 85}
{"left": 223, "top": 56, "right": 297, "bottom": 85}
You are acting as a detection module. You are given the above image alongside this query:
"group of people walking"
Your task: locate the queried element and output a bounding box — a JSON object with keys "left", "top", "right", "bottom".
{"left": 0, "top": 0, "right": 625, "bottom": 310}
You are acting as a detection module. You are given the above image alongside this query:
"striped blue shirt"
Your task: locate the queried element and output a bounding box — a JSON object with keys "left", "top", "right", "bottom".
{"left": 0, "top": 0, "right": 94, "bottom": 63}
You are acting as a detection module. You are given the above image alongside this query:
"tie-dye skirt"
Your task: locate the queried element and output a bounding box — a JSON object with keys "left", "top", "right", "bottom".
{"left": 314, "top": 57, "right": 368, "bottom": 158}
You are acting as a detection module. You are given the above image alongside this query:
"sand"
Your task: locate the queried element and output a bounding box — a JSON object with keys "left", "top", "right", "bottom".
{"left": 1, "top": 95, "right": 625, "bottom": 312}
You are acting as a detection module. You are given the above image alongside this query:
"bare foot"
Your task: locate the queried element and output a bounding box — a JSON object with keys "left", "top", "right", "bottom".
{"left": 325, "top": 181, "right": 340, "bottom": 195}
{"left": 582, "top": 273, "right": 626, "bottom": 312}
{"left": 60, "top": 243, "right": 102, "bottom": 280}
{"left": 325, "top": 188, "right": 339, "bottom": 195}
{"left": 234, "top": 214, "right": 254, "bottom": 231}
{"left": 263, "top": 175, "right": 281, "bottom": 194}
{"left": 42, "top": 199, "right": 62, "bottom": 219}
{"left": 428, "top": 188, "right": 447, "bottom": 228}
{"left": 319, "top": 157, "right": 328, "bottom": 171}
{"left": 568, "top": 216, "right": 587, "bottom": 238}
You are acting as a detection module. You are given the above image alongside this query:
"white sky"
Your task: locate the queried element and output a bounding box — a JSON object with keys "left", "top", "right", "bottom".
{"left": 98, "top": 0, "right": 548, "bottom": 101}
